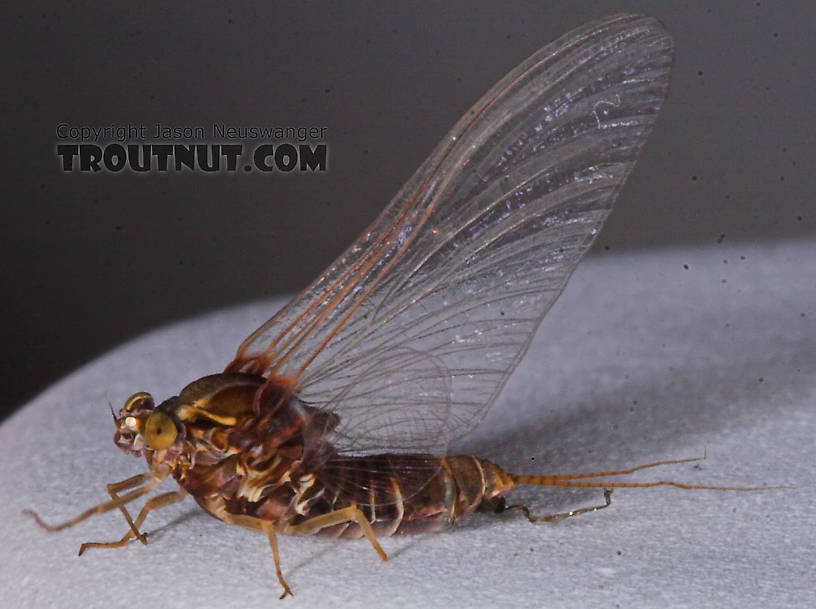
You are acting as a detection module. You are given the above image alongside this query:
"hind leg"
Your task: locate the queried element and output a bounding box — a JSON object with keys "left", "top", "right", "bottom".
{"left": 282, "top": 505, "right": 387, "bottom": 561}
{"left": 506, "top": 488, "right": 613, "bottom": 523}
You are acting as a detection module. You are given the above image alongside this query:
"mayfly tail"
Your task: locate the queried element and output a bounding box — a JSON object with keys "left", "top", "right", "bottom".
{"left": 510, "top": 454, "right": 770, "bottom": 491}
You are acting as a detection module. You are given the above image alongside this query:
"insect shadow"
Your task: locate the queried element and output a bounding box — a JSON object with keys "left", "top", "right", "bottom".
{"left": 449, "top": 344, "right": 810, "bottom": 530}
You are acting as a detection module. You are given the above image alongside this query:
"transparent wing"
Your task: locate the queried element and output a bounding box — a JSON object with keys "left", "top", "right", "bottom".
{"left": 300, "top": 349, "right": 451, "bottom": 503}
{"left": 227, "top": 14, "right": 673, "bottom": 465}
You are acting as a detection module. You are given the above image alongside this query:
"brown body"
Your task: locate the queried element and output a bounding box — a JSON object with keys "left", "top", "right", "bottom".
{"left": 27, "top": 371, "right": 753, "bottom": 601}
{"left": 140, "top": 373, "right": 515, "bottom": 538}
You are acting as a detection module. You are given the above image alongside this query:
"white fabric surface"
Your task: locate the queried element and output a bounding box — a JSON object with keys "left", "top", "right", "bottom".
{"left": 2, "top": 240, "right": 814, "bottom": 608}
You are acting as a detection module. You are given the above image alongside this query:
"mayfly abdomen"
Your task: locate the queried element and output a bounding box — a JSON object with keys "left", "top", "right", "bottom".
{"left": 301, "top": 455, "right": 516, "bottom": 538}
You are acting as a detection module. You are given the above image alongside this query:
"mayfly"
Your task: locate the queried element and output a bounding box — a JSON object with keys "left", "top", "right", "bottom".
{"left": 26, "top": 14, "right": 754, "bottom": 598}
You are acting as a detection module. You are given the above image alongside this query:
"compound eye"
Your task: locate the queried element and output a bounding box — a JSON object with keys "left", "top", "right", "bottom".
{"left": 144, "top": 411, "right": 177, "bottom": 450}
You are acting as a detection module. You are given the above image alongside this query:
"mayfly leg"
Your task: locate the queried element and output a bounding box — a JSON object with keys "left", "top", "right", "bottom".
{"left": 105, "top": 473, "right": 157, "bottom": 545}
{"left": 262, "top": 523, "right": 294, "bottom": 600}
{"left": 227, "top": 505, "right": 389, "bottom": 599}
{"left": 505, "top": 488, "right": 614, "bottom": 523}
{"left": 282, "top": 505, "right": 388, "bottom": 561}
{"left": 222, "top": 513, "right": 297, "bottom": 599}
{"left": 78, "top": 488, "right": 187, "bottom": 555}
{"left": 24, "top": 474, "right": 161, "bottom": 545}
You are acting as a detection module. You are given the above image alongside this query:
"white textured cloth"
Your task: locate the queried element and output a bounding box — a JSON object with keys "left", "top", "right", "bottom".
{"left": 2, "top": 241, "right": 813, "bottom": 608}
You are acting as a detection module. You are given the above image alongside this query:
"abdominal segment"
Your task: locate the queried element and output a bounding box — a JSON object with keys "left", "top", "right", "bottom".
{"left": 294, "top": 455, "right": 516, "bottom": 538}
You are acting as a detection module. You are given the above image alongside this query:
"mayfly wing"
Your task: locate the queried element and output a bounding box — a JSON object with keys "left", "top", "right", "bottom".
{"left": 299, "top": 347, "right": 454, "bottom": 505}
{"left": 227, "top": 14, "right": 673, "bottom": 501}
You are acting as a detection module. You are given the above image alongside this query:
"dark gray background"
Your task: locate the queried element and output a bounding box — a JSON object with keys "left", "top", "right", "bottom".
{"left": 2, "top": 1, "right": 813, "bottom": 418}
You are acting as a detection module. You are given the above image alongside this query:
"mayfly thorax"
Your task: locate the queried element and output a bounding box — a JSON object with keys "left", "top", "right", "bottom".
{"left": 26, "top": 14, "right": 763, "bottom": 599}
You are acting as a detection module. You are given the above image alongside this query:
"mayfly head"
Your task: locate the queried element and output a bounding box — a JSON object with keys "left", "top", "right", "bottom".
{"left": 113, "top": 391, "right": 179, "bottom": 457}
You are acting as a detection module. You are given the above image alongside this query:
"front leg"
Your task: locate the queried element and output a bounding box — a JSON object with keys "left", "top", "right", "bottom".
{"left": 105, "top": 473, "right": 155, "bottom": 545}
{"left": 25, "top": 474, "right": 160, "bottom": 534}
{"left": 78, "top": 488, "right": 187, "bottom": 555}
